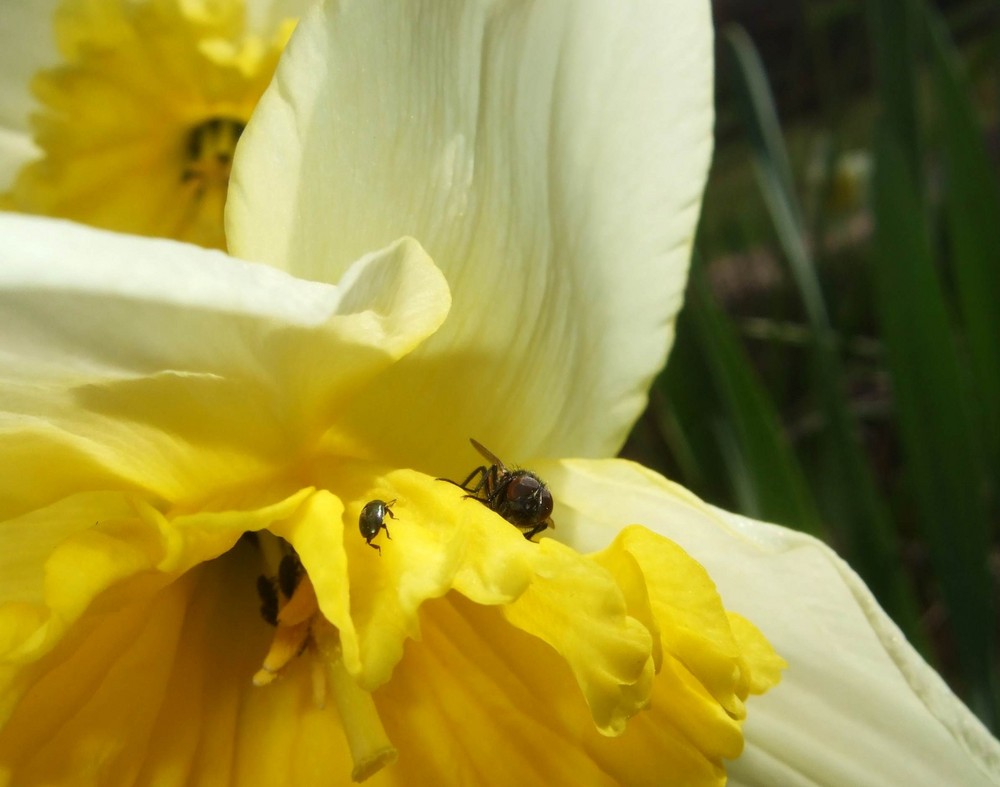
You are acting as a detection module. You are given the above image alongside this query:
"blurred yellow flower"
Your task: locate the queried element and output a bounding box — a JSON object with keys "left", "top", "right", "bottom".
{"left": 1, "top": 0, "right": 298, "bottom": 249}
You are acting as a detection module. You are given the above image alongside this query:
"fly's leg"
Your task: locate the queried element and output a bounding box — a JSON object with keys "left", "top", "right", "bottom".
{"left": 521, "top": 521, "right": 550, "bottom": 541}
{"left": 459, "top": 465, "right": 489, "bottom": 495}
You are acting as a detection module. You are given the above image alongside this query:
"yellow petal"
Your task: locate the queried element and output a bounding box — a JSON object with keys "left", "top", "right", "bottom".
{"left": 1, "top": 532, "right": 363, "bottom": 787}
{"left": 601, "top": 525, "right": 767, "bottom": 720}
{"left": 375, "top": 593, "right": 728, "bottom": 786}
{"left": 0, "top": 564, "right": 198, "bottom": 783}
{"left": 539, "top": 456, "right": 1000, "bottom": 786}
{"left": 0, "top": 215, "right": 449, "bottom": 518}
{"left": 272, "top": 462, "right": 664, "bottom": 744}
{"left": 273, "top": 466, "right": 537, "bottom": 690}
{"left": 375, "top": 594, "right": 625, "bottom": 785}
{"left": 0, "top": 485, "right": 312, "bottom": 682}
{"left": 727, "top": 612, "right": 786, "bottom": 697}
{"left": 502, "top": 538, "right": 654, "bottom": 736}
{"left": 3, "top": 457, "right": 777, "bottom": 785}
{"left": 588, "top": 526, "right": 778, "bottom": 767}
{"left": 228, "top": 0, "right": 715, "bottom": 468}
{"left": 0, "top": 492, "right": 135, "bottom": 611}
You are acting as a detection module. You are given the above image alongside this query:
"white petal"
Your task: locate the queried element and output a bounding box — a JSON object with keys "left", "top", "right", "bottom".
{"left": 0, "top": 213, "right": 449, "bottom": 515}
{"left": 540, "top": 458, "right": 1000, "bottom": 786}
{"left": 0, "top": 0, "right": 59, "bottom": 186}
{"left": 228, "top": 0, "right": 714, "bottom": 470}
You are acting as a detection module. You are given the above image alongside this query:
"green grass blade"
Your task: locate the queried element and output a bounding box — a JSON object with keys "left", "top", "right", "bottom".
{"left": 923, "top": 2, "right": 1000, "bottom": 485}
{"left": 686, "top": 268, "right": 825, "bottom": 536}
{"left": 868, "top": 0, "right": 998, "bottom": 726}
{"left": 653, "top": 302, "right": 735, "bottom": 508}
{"left": 724, "top": 25, "right": 922, "bottom": 639}
{"left": 871, "top": 125, "right": 998, "bottom": 727}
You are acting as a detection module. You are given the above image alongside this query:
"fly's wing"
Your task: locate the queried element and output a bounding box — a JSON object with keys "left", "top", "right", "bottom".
{"left": 469, "top": 438, "right": 507, "bottom": 472}
{"left": 468, "top": 439, "right": 513, "bottom": 507}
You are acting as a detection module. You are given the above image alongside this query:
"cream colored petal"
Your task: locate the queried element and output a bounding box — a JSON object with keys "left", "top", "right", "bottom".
{"left": 0, "top": 214, "right": 449, "bottom": 516}
{"left": 244, "top": 0, "right": 313, "bottom": 35}
{"left": 0, "top": 0, "right": 59, "bottom": 187}
{"left": 0, "top": 129, "right": 36, "bottom": 195}
{"left": 228, "top": 0, "right": 714, "bottom": 470}
{"left": 540, "top": 458, "right": 1000, "bottom": 786}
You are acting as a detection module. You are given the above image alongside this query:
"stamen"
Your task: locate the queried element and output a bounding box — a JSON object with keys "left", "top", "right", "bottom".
{"left": 251, "top": 618, "right": 311, "bottom": 687}
{"left": 313, "top": 623, "right": 398, "bottom": 783}
{"left": 252, "top": 573, "right": 319, "bottom": 686}
{"left": 277, "top": 573, "right": 318, "bottom": 626}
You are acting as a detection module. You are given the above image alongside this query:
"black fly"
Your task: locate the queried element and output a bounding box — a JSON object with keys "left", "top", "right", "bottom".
{"left": 442, "top": 439, "right": 554, "bottom": 540}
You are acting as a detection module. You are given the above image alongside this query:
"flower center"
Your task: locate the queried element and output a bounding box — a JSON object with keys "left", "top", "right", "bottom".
{"left": 222, "top": 465, "right": 783, "bottom": 784}
{"left": 7, "top": 0, "right": 294, "bottom": 249}
{"left": 247, "top": 529, "right": 400, "bottom": 781}
{"left": 182, "top": 116, "right": 246, "bottom": 194}
{"left": 250, "top": 536, "right": 316, "bottom": 688}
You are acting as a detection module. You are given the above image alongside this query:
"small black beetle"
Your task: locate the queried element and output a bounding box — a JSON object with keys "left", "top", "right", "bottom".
{"left": 359, "top": 499, "right": 397, "bottom": 555}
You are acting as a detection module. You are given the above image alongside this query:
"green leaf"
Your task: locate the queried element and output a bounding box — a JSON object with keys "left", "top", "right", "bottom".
{"left": 724, "top": 25, "right": 921, "bottom": 640}
{"left": 654, "top": 301, "right": 734, "bottom": 508}
{"left": 686, "top": 267, "right": 825, "bottom": 536}
{"left": 868, "top": 0, "right": 998, "bottom": 726}
{"left": 923, "top": 3, "right": 1000, "bottom": 486}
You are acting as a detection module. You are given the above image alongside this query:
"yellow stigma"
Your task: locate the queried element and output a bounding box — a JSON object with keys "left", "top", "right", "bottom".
{"left": 7, "top": 0, "right": 295, "bottom": 249}
{"left": 313, "top": 624, "right": 399, "bottom": 783}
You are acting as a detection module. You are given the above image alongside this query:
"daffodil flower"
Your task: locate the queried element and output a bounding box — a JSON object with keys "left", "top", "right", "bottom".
{"left": 0, "top": 0, "right": 309, "bottom": 249}
{"left": 1, "top": 2, "right": 999, "bottom": 787}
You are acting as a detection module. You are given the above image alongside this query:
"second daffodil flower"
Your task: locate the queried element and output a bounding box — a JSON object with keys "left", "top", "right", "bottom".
{"left": 1, "top": 1, "right": 999, "bottom": 786}
{"left": 0, "top": 0, "right": 309, "bottom": 249}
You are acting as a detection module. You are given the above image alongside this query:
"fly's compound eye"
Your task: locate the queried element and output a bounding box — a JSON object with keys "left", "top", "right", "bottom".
{"left": 537, "top": 487, "right": 554, "bottom": 520}
{"left": 506, "top": 474, "right": 540, "bottom": 503}
{"left": 506, "top": 474, "right": 553, "bottom": 520}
